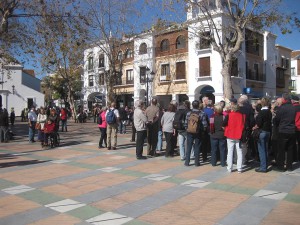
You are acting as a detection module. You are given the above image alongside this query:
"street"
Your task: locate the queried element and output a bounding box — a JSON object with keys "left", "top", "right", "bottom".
{"left": 0, "top": 119, "right": 299, "bottom": 225}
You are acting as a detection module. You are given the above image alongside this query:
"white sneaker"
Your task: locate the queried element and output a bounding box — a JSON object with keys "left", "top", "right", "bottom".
{"left": 227, "top": 168, "right": 232, "bottom": 173}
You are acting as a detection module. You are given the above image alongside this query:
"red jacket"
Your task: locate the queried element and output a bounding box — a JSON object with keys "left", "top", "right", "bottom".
{"left": 44, "top": 122, "right": 56, "bottom": 133}
{"left": 60, "top": 109, "right": 67, "bottom": 120}
{"left": 98, "top": 111, "right": 107, "bottom": 128}
{"left": 224, "top": 111, "right": 245, "bottom": 140}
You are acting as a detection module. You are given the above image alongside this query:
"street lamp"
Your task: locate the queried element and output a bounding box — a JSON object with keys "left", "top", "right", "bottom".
{"left": 146, "top": 67, "right": 155, "bottom": 106}
{"left": 12, "top": 85, "right": 15, "bottom": 94}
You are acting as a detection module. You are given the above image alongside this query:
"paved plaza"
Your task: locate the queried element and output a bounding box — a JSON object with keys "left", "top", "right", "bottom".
{"left": 0, "top": 120, "right": 300, "bottom": 225}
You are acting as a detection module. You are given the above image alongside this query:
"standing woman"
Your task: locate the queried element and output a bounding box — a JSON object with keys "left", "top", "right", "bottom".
{"left": 98, "top": 106, "right": 107, "bottom": 148}
{"left": 210, "top": 104, "right": 227, "bottom": 167}
{"left": 254, "top": 98, "right": 272, "bottom": 173}
{"left": 10, "top": 107, "right": 15, "bottom": 126}
{"left": 37, "top": 107, "right": 47, "bottom": 147}
{"left": 161, "top": 104, "right": 176, "bottom": 157}
{"left": 223, "top": 104, "right": 245, "bottom": 173}
{"left": 60, "top": 108, "right": 68, "bottom": 132}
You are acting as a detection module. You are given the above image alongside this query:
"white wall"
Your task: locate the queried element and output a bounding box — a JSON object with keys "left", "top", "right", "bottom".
{"left": 1, "top": 65, "right": 44, "bottom": 116}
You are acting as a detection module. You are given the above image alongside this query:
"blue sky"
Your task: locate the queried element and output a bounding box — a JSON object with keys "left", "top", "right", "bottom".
{"left": 24, "top": 0, "right": 300, "bottom": 77}
{"left": 270, "top": 0, "right": 300, "bottom": 50}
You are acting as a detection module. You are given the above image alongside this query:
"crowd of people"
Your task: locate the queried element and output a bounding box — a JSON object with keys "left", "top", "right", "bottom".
{"left": 2, "top": 92, "right": 300, "bottom": 173}
{"left": 94, "top": 93, "right": 300, "bottom": 173}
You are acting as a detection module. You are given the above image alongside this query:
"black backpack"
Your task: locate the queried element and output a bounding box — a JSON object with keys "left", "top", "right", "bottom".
{"left": 173, "top": 109, "right": 186, "bottom": 130}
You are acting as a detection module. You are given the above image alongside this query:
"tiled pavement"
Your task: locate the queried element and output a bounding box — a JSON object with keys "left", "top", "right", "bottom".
{"left": 0, "top": 120, "right": 300, "bottom": 225}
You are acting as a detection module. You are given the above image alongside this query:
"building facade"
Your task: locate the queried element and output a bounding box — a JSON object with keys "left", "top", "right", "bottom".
{"left": 0, "top": 64, "right": 44, "bottom": 116}
{"left": 82, "top": 1, "right": 290, "bottom": 110}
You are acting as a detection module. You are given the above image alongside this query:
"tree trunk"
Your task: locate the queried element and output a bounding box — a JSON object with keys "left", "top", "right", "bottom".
{"left": 221, "top": 58, "right": 233, "bottom": 100}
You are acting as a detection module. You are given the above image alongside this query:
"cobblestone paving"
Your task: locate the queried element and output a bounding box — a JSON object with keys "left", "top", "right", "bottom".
{"left": 0, "top": 120, "right": 299, "bottom": 225}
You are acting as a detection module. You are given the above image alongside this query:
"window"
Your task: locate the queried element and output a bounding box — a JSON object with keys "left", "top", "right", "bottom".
{"left": 126, "top": 69, "right": 134, "bottom": 84}
{"left": 291, "top": 67, "right": 295, "bottom": 76}
{"left": 139, "top": 43, "right": 147, "bottom": 55}
{"left": 231, "top": 58, "right": 238, "bottom": 77}
{"left": 285, "top": 58, "right": 289, "bottom": 69}
{"left": 160, "top": 39, "right": 170, "bottom": 52}
{"left": 161, "top": 64, "right": 170, "bottom": 80}
{"left": 89, "top": 75, "right": 94, "bottom": 86}
{"left": 88, "top": 56, "right": 93, "bottom": 71}
{"left": 99, "top": 73, "right": 105, "bottom": 85}
{"left": 117, "top": 51, "right": 123, "bottom": 61}
{"left": 254, "top": 64, "right": 259, "bottom": 80}
{"left": 125, "top": 49, "right": 133, "bottom": 59}
{"left": 176, "top": 36, "right": 186, "bottom": 49}
{"left": 176, "top": 62, "right": 186, "bottom": 79}
{"left": 199, "top": 57, "right": 210, "bottom": 77}
{"left": 99, "top": 54, "right": 104, "bottom": 68}
{"left": 140, "top": 66, "right": 146, "bottom": 83}
{"left": 199, "top": 32, "right": 211, "bottom": 49}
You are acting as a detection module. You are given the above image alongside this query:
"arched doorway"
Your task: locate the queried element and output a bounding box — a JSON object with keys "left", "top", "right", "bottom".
{"left": 195, "top": 85, "right": 215, "bottom": 104}
{"left": 87, "top": 92, "right": 105, "bottom": 111}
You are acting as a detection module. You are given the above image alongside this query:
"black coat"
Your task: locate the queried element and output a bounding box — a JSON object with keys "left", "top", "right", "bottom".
{"left": 274, "top": 102, "right": 296, "bottom": 134}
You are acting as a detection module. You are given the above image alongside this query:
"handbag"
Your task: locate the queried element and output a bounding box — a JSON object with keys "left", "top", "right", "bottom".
{"left": 35, "top": 122, "right": 41, "bottom": 130}
{"left": 252, "top": 128, "right": 261, "bottom": 141}
{"left": 241, "top": 115, "right": 250, "bottom": 143}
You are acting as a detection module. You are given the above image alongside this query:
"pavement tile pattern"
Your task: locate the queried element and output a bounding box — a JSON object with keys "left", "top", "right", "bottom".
{"left": 0, "top": 120, "right": 300, "bottom": 225}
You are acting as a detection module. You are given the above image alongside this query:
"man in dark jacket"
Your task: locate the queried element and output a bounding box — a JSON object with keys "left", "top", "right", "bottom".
{"left": 274, "top": 93, "right": 296, "bottom": 171}
{"left": 238, "top": 95, "right": 255, "bottom": 164}
{"left": 0, "top": 107, "right": 9, "bottom": 142}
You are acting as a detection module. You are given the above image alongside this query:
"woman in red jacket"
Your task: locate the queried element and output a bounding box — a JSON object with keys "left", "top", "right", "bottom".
{"left": 223, "top": 104, "right": 245, "bottom": 173}
{"left": 98, "top": 107, "right": 107, "bottom": 148}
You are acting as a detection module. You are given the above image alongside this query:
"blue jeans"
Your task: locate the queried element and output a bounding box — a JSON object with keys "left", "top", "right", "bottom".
{"left": 185, "top": 133, "right": 201, "bottom": 166}
{"left": 178, "top": 131, "right": 194, "bottom": 160}
{"left": 29, "top": 122, "right": 36, "bottom": 142}
{"left": 118, "top": 121, "right": 126, "bottom": 134}
{"left": 210, "top": 137, "right": 227, "bottom": 167}
{"left": 61, "top": 119, "right": 67, "bottom": 131}
{"left": 156, "top": 130, "right": 163, "bottom": 151}
{"left": 257, "top": 131, "right": 270, "bottom": 171}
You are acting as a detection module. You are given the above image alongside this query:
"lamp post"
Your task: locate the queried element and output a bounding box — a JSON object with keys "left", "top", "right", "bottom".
{"left": 145, "top": 67, "right": 155, "bottom": 106}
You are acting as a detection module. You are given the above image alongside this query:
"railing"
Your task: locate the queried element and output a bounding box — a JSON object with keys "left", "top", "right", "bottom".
{"left": 160, "top": 74, "right": 171, "bottom": 81}
{"left": 246, "top": 70, "right": 266, "bottom": 82}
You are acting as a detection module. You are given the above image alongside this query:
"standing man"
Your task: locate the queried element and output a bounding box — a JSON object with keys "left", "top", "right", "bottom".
{"left": 0, "top": 107, "right": 9, "bottom": 142}
{"left": 28, "top": 106, "right": 37, "bottom": 143}
{"left": 274, "top": 93, "right": 296, "bottom": 171}
{"left": 106, "top": 102, "right": 120, "bottom": 150}
{"left": 134, "top": 100, "right": 148, "bottom": 159}
{"left": 184, "top": 100, "right": 208, "bottom": 167}
{"left": 238, "top": 95, "right": 255, "bottom": 164}
{"left": 145, "top": 98, "right": 160, "bottom": 157}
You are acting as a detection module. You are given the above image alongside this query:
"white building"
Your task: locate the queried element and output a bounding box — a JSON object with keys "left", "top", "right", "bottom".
{"left": 82, "top": 0, "right": 285, "bottom": 109}
{"left": 291, "top": 50, "right": 300, "bottom": 94}
{"left": 0, "top": 64, "right": 44, "bottom": 116}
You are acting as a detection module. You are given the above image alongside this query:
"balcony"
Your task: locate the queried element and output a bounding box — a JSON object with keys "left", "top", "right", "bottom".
{"left": 246, "top": 70, "right": 266, "bottom": 82}
{"left": 288, "top": 80, "right": 296, "bottom": 91}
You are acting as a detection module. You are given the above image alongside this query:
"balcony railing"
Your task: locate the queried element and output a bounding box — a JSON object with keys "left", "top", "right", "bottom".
{"left": 246, "top": 70, "right": 266, "bottom": 82}
{"left": 160, "top": 74, "right": 171, "bottom": 81}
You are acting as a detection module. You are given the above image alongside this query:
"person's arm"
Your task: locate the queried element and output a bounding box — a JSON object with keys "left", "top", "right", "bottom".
{"left": 222, "top": 114, "right": 229, "bottom": 127}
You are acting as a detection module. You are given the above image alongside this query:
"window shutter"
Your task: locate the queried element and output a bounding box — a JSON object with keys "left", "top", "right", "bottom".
{"left": 199, "top": 57, "right": 210, "bottom": 77}
{"left": 176, "top": 62, "right": 186, "bottom": 79}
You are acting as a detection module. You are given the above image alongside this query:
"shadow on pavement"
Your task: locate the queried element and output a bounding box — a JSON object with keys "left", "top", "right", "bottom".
{"left": 0, "top": 160, "right": 51, "bottom": 168}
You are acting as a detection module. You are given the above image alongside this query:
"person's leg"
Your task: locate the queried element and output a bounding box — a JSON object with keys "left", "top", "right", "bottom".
{"left": 29, "top": 127, "right": 33, "bottom": 142}
{"left": 136, "top": 130, "right": 146, "bottom": 158}
{"left": 287, "top": 134, "right": 296, "bottom": 170}
{"left": 156, "top": 130, "right": 163, "bottom": 151}
{"left": 147, "top": 125, "right": 154, "bottom": 155}
{"left": 178, "top": 132, "right": 185, "bottom": 160}
{"left": 164, "top": 132, "right": 172, "bottom": 157}
{"left": 185, "top": 133, "right": 193, "bottom": 166}
{"left": 210, "top": 137, "right": 218, "bottom": 166}
{"left": 226, "top": 138, "right": 235, "bottom": 172}
{"left": 194, "top": 136, "right": 201, "bottom": 166}
{"left": 219, "top": 138, "right": 227, "bottom": 167}
{"left": 107, "top": 125, "right": 112, "bottom": 149}
{"left": 277, "top": 133, "right": 287, "bottom": 170}
{"left": 236, "top": 140, "right": 243, "bottom": 172}
{"left": 112, "top": 124, "right": 118, "bottom": 148}
{"left": 152, "top": 123, "right": 159, "bottom": 154}
{"left": 257, "top": 132, "right": 268, "bottom": 171}
{"left": 99, "top": 128, "right": 103, "bottom": 147}
{"left": 131, "top": 124, "right": 136, "bottom": 141}
{"left": 296, "top": 131, "right": 300, "bottom": 162}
